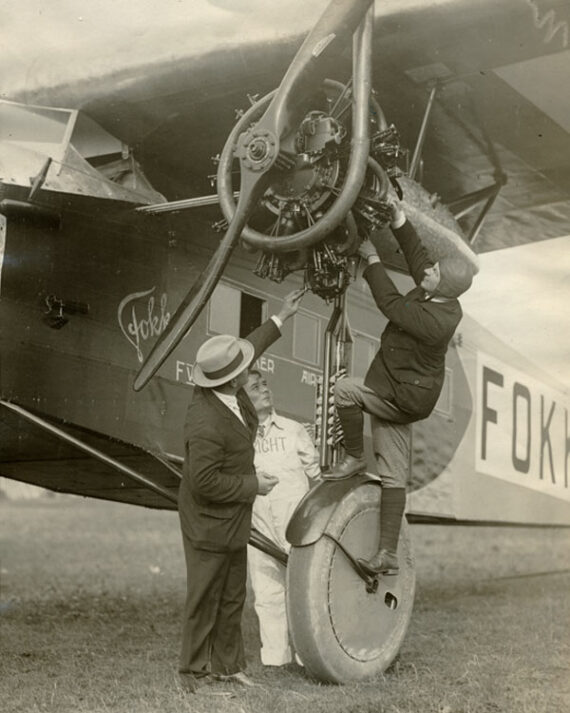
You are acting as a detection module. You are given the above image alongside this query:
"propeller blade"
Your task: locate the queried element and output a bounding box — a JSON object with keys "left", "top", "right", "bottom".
{"left": 261, "top": 0, "right": 374, "bottom": 138}
{"left": 134, "top": 0, "right": 374, "bottom": 390}
{"left": 133, "top": 169, "right": 270, "bottom": 391}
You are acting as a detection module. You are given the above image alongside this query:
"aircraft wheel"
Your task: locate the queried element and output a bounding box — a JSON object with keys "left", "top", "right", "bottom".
{"left": 286, "top": 483, "right": 415, "bottom": 683}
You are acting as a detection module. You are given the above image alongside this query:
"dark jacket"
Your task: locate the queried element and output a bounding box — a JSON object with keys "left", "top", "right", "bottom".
{"left": 179, "top": 319, "right": 281, "bottom": 552}
{"left": 363, "top": 219, "right": 463, "bottom": 421}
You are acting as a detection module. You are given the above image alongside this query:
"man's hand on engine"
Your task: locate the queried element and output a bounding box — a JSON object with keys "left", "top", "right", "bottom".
{"left": 387, "top": 197, "right": 406, "bottom": 228}
{"left": 358, "top": 239, "right": 378, "bottom": 261}
{"left": 276, "top": 288, "right": 305, "bottom": 323}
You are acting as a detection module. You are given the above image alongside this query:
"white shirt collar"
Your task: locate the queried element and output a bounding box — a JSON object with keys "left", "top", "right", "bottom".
{"left": 213, "top": 391, "right": 238, "bottom": 408}
{"left": 212, "top": 390, "right": 245, "bottom": 425}
{"left": 259, "top": 410, "right": 285, "bottom": 433}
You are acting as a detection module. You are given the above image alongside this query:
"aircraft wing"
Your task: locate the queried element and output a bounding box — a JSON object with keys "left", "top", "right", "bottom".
{"left": 2, "top": 0, "right": 568, "bottom": 254}
{"left": 0, "top": 402, "right": 180, "bottom": 509}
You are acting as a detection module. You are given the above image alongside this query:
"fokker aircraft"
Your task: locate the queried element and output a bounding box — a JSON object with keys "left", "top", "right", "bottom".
{"left": 1, "top": 0, "right": 569, "bottom": 684}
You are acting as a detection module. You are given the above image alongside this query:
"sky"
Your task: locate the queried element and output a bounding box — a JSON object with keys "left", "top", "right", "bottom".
{"left": 460, "top": 235, "right": 570, "bottom": 390}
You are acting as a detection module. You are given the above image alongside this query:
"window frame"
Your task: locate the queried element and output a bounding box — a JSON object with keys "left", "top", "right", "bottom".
{"left": 292, "top": 309, "right": 321, "bottom": 366}
{"left": 207, "top": 281, "right": 268, "bottom": 337}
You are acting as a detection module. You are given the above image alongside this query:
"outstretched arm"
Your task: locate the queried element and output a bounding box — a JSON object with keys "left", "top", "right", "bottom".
{"left": 245, "top": 288, "right": 305, "bottom": 360}
{"left": 358, "top": 221, "right": 450, "bottom": 343}
{"left": 387, "top": 200, "right": 432, "bottom": 286}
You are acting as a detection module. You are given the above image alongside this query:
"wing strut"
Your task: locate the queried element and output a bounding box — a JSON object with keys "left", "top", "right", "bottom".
{"left": 447, "top": 177, "right": 506, "bottom": 246}
{"left": 0, "top": 400, "right": 179, "bottom": 505}
{"left": 409, "top": 82, "right": 439, "bottom": 182}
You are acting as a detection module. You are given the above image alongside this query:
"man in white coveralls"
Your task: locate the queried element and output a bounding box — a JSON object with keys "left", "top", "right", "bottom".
{"left": 243, "top": 369, "right": 321, "bottom": 667}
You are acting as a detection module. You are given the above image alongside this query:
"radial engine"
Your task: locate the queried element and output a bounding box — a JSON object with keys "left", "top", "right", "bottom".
{"left": 215, "top": 80, "right": 401, "bottom": 301}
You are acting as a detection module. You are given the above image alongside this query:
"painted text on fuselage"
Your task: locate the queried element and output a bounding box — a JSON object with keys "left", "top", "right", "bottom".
{"left": 476, "top": 352, "right": 569, "bottom": 500}
{"left": 118, "top": 288, "right": 170, "bottom": 363}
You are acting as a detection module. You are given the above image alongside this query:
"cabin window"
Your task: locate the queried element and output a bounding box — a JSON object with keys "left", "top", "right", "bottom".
{"left": 208, "top": 283, "right": 266, "bottom": 337}
{"left": 240, "top": 292, "right": 265, "bottom": 337}
{"left": 434, "top": 367, "right": 452, "bottom": 416}
{"left": 352, "top": 333, "right": 378, "bottom": 377}
{"left": 293, "top": 312, "right": 320, "bottom": 365}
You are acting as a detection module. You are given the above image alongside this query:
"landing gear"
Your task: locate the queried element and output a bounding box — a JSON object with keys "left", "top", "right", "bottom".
{"left": 286, "top": 482, "right": 415, "bottom": 683}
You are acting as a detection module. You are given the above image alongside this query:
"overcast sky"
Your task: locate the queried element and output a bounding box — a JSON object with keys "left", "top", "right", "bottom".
{"left": 460, "top": 235, "right": 570, "bottom": 391}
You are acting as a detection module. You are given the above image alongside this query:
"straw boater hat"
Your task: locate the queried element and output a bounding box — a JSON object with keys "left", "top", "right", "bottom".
{"left": 191, "top": 334, "right": 255, "bottom": 388}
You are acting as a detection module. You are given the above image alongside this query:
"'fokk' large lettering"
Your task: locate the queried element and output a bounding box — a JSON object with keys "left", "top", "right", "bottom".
{"left": 476, "top": 352, "right": 569, "bottom": 500}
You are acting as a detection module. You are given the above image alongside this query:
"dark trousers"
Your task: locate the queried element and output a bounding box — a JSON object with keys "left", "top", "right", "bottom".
{"left": 179, "top": 529, "right": 247, "bottom": 676}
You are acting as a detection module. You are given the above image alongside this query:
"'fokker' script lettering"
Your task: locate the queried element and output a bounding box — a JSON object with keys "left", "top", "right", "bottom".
{"left": 118, "top": 288, "right": 170, "bottom": 362}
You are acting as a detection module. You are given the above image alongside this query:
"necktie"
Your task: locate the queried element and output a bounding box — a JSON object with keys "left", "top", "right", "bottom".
{"left": 257, "top": 425, "right": 265, "bottom": 439}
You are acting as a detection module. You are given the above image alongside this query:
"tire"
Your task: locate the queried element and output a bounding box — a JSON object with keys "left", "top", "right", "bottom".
{"left": 286, "top": 483, "right": 415, "bottom": 683}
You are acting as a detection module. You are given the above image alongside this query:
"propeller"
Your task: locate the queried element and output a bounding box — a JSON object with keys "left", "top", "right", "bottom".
{"left": 134, "top": 0, "right": 374, "bottom": 391}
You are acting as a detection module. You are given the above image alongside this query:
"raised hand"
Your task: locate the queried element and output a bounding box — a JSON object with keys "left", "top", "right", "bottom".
{"left": 386, "top": 197, "right": 406, "bottom": 226}
{"left": 276, "top": 288, "right": 305, "bottom": 323}
{"left": 357, "top": 238, "right": 377, "bottom": 260}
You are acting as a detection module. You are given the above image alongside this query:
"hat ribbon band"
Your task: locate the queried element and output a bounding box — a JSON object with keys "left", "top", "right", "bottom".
{"left": 202, "top": 350, "right": 244, "bottom": 380}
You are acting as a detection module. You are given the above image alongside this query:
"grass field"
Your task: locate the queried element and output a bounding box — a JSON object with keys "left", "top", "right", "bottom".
{"left": 1, "top": 497, "right": 569, "bottom": 713}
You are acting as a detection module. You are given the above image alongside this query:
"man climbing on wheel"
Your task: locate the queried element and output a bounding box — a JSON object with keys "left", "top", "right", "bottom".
{"left": 323, "top": 198, "right": 474, "bottom": 577}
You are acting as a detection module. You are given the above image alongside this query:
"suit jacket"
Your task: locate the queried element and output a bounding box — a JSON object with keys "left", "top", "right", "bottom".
{"left": 363, "top": 219, "right": 462, "bottom": 421}
{"left": 179, "top": 319, "right": 281, "bottom": 552}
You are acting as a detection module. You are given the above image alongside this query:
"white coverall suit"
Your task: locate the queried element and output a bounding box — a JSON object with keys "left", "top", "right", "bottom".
{"left": 248, "top": 411, "right": 320, "bottom": 666}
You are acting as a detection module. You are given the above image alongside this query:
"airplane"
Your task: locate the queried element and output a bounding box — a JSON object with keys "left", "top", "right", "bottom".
{"left": 1, "top": 0, "right": 569, "bottom": 685}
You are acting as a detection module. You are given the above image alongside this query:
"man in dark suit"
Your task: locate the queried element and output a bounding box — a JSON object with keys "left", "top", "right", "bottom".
{"left": 178, "top": 289, "right": 303, "bottom": 693}
{"left": 324, "top": 199, "right": 474, "bottom": 577}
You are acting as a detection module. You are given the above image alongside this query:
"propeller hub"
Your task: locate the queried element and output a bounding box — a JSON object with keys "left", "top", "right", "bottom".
{"left": 236, "top": 128, "right": 277, "bottom": 172}
{"left": 249, "top": 138, "right": 269, "bottom": 162}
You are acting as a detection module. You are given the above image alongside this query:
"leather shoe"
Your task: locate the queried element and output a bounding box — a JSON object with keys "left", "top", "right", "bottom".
{"left": 357, "top": 549, "right": 399, "bottom": 576}
{"left": 213, "top": 671, "right": 255, "bottom": 687}
{"left": 322, "top": 454, "right": 367, "bottom": 480}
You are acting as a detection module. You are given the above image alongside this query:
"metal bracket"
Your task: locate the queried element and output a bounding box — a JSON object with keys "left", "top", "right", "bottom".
{"left": 28, "top": 157, "right": 52, "bottom": 202}
{"left": 323, "top": 531, "right": 379, "bottom": 593}
{"left": 447, "top": 174, "right": 506, "bottom": 246}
